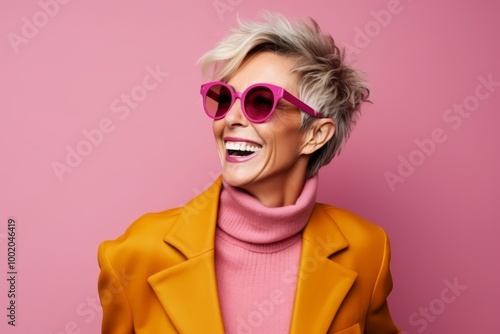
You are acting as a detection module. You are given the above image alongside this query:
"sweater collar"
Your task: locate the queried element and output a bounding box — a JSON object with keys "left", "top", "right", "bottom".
{"left": 217, "top": 175, "right": 318, "bottom": 245}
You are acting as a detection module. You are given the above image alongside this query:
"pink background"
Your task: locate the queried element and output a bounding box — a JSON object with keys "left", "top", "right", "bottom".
{"left": 1, "top": 0, "right": 499, "bottom": 333}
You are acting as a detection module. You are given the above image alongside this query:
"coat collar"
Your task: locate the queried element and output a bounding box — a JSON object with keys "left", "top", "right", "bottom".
{"left": 289, "top": 203, "right": 358, "bottom": 333}
{"left": 148, "top": 177, "right": 357, "bottom": 333}
{"left": 147, "top": 177, "right": 224, "bottom": 333}
{"left": 162, "top": 176, "right": 222, "bottom": 258}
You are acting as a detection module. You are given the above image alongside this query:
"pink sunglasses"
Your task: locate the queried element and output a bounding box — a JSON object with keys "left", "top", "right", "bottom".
{"left": 200, "top": 81, "right": 322, "bottom": 123}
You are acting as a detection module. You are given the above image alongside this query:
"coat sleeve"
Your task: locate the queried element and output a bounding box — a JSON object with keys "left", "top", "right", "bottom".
{"left": 98, "top": 242, "right": 134, "bottom": 334}
{"left": 364, "top": 230, "right": 401, "bottom": 334}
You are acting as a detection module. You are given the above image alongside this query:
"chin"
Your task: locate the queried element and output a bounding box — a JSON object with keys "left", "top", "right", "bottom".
{"left": 221, "top": 171, "right": 250, "bottom": 189}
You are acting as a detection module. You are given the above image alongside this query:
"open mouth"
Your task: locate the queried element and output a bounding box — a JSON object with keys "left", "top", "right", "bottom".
{"left": 225, "top": 141, "right": 262, "bottom": 157}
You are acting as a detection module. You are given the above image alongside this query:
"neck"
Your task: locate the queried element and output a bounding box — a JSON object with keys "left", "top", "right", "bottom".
{"left": 242, "top": 168, "right": 308, "bottom": 207}
{"left": 218, "top": 173, "right": 318, "bottom": 244}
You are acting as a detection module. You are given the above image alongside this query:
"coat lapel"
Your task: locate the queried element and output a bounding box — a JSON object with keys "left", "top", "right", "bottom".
{"left": 290, "top": 204, "right": 358, "bottom": 334}
{"left": 147, "top": 178, "right": 358, "bottom": 333}
{"left": 147, "top": 177, "right": 225, "bottom": 333}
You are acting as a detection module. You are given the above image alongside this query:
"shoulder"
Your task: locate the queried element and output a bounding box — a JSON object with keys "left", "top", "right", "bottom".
{"left": 312, "top": 203, "right": 393, "bottom": 286}
{"left": 98, "top": 207, "right": 183, "bottom": 265}
{"left": 124, "top": 207, "right": 182, "bottom": 237}
{"left": 315, "top": 203, "right": 389, "bottom": 247}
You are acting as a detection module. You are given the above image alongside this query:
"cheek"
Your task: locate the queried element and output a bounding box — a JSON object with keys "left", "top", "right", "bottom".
{"left": 270, "top": 119, "right": 303, "bottom": 141}
{"left": 265, "top": 113, "right": 303, "bottom": 141}
{"left": 212, "top": 121, "right": 223, "bottom": 137}
{"left": 262, "top": 127, "right": 304, "bottom": 156}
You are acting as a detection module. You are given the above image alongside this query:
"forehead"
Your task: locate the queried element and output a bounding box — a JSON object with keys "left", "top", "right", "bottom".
{"left": 227, "top": 52, "right": 298, "bottom": 94}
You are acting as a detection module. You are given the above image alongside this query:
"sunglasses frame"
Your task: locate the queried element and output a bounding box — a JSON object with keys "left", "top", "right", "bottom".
{"left": 200, "top": 81, "right": 322, "bottom": 123}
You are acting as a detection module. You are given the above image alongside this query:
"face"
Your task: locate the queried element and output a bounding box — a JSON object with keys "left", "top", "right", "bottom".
{"left": 212, "top": 52, "right": 312, "bottom": 199}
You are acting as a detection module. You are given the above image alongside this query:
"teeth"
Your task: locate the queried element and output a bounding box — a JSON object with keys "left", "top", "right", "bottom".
{"left": 225, "top": 141, "right": 261, "bottom": 152}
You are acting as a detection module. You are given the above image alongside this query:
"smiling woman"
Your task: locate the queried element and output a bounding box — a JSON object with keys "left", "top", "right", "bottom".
{"left": 208, "top": 52, "right": 329, "bottom": 207}
{"left": 97, "top": 12, "right": 400, "bottom": 334}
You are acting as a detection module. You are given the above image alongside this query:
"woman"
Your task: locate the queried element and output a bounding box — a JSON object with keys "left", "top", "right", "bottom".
{"left": 98, "top": 13, "right": 400, "bottom": 333}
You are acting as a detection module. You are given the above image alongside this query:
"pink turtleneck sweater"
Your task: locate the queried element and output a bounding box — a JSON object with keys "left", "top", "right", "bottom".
{"left": 214, "top": 176, "right": 318, "bottom": 334}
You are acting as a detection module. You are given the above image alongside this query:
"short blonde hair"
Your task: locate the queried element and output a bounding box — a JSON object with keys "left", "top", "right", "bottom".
{"left": 199, "top": 13, "right": 370, "bottom": 177}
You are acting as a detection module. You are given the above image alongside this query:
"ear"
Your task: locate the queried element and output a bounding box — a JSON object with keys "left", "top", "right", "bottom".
{"left": 300, "top": 119, "right": 336, "bottom": 155}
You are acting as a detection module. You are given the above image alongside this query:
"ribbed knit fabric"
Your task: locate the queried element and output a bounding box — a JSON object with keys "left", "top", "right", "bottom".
{"left": 215, "top": 175, "right": 318, "bottom": 334}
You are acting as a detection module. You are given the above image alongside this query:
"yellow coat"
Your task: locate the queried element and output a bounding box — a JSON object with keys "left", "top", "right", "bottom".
{"left": 98, "top": 177, "right": 400, "bottom": 333}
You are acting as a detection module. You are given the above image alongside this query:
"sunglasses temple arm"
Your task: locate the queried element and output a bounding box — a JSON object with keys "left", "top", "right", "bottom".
{"left": 282, "top": 91, "right": 322, "bottom": 118}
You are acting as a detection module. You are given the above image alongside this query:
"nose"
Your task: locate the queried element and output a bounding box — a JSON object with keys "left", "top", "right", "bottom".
{"left": 224, "top": 97, "right": 248, "bottom": 127}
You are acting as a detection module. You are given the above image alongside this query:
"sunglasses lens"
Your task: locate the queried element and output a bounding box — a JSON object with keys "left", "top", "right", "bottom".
{"left": 244, "top": 86, "right": 275, "bottom": 122}
{"left": 205, "top": 84, "right": 232, "bottom": 118}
